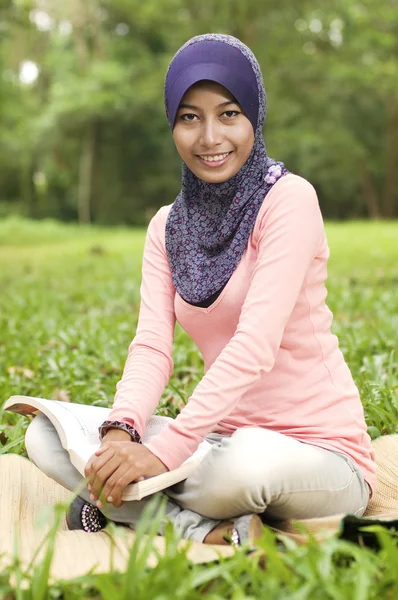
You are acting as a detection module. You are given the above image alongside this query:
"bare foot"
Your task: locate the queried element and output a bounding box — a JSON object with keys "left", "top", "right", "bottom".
{"left": 204, "top": 515, "right": 264, "bottom": 547}
{"left": 203, "top": 521, "right": 235, "bottom": 545}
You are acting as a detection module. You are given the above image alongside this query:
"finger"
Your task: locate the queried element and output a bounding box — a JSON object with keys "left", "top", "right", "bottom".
{"left": 104, "top": 465, "right": 142, "bottom": 507}
{"left": 103, "top": 469, "right": 132, "bottom": 506}
{"left": 86, "top": 445, "right": 114, "bottom": 482}
{"left": 84, "top": 455, "right": 96, "bottom": 479}
{"left": 95, "top": 443, "right": 110, "bottom": 456}
{"left": 86, "top": 458, "right": 106, "bottom": 497}
{"left": 91, "top": 448, "right": 135, "bottom": 503}
{"left": 93, "top": 454, "right": 124, "bottom": 489}
{"left": 99, "top": 447, "right": 136, "bottom": 499}
{"left": 87, "top": 448, "right": 117, "bottom": 498}
{"left": 91, "top": 455, "right": 123, "bottom": 503}
{"left": 85, "top": 456, "right": 100, "bottom": 498}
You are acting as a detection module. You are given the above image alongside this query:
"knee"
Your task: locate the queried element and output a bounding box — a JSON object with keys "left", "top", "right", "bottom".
{"left": 215, "top": 427, "right": 276, "bottom": 486}
{"left": 192, "top": 430, "right": 273, "bottom": 518}
{"left": 194, "top": 469, "right": 265, "bottom": 520}
{"left": 206, "top": 458, "right": 263, "bottom": 503}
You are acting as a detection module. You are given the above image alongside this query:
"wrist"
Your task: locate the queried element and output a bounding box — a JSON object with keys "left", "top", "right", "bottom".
{"left": 102, "top": 429, "right": 132, "bottom": 443}
{"left": 154, "top": 456, "right": 169, "bottom": 474}
{"left": 99, "top": 420, "right": 142, "bottom": 444}
{"left": 147, "top": 450, "right": 169, "bottom": 475}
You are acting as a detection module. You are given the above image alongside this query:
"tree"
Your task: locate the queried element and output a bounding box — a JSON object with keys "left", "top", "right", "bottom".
{"left": 0, "top": 0, "right": 396, "bottom": 222}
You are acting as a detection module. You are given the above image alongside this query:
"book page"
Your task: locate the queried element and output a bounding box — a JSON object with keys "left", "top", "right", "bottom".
{"left": 142, "top": 415, "right": 173, "bottom": 443}
{"left": 48, "top": 401, "right": 110, "bottom": 442}
{"left": 5, "top": 396, "right": 110, "bottom": 453}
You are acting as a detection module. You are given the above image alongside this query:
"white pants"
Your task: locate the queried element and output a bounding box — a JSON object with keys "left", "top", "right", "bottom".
{"left": 25, "top": 414, "right": 369, "bottom": 542}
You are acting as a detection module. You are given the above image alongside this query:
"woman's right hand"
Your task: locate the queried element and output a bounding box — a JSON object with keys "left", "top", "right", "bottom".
{"left": 86, "top": 427, "right": 136, "bottom": 500}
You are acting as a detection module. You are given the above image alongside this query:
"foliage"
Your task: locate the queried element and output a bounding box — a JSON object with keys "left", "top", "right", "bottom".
{"left": 0, "top": 0, "right": 397, "bottom": 223}
{"left": 2, "top": 504, "right": 398, "bottom": 599}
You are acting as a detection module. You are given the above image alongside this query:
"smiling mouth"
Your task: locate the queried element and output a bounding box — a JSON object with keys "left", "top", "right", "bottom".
{"left": 197, "top": 152, "right": 233, "bottom": 167}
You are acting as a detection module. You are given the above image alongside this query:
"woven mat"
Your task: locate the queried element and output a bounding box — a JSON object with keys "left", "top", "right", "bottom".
{"left": 0, "top": 454, "right": 232, "bottom": 580}
{"left": 1, "top": 434, "right": 397, "bottom": 579}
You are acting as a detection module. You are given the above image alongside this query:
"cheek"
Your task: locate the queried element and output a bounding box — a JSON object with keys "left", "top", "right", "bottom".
{"left": 234, "top": 127, "right": 255, "bottom": 165}
{"left": 173, "top": 128, "right": 192, "bottom": 160}
{"left": 240, "top": 128, "right": 255, "bottom": 153}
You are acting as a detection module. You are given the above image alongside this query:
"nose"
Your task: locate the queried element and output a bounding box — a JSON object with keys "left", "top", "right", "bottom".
{"left": 199, "top": 118, "right": 223, "bottom": 149}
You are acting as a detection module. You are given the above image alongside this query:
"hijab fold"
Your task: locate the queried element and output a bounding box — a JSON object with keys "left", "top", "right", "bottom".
{"left": 164, "top": 34, "right": 289, "bottom": 304}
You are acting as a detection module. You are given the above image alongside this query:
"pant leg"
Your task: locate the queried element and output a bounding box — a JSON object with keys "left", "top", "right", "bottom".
{"left": 166, "top": 427, "right": 370, "bottom": 521}
{"left": 26, "top": 416, "right": 369, "bottom": 538}
{"left": 24, "top": 414, "right": 221, "bottom": 542}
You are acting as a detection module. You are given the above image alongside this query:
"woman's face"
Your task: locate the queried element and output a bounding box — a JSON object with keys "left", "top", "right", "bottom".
{"left": 172, "top": 81, "right": 255, "bottom": 183}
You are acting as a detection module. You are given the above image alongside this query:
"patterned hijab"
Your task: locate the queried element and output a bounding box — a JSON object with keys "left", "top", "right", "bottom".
{"left": 164, "top": 34, "right": 288, "bottom": 304}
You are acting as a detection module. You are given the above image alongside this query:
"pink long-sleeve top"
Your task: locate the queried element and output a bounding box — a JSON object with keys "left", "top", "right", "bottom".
{"left": 108, "top": 173, "right": 377, "bottom": 493}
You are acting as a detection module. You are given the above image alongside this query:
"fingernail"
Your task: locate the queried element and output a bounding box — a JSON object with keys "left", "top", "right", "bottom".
{"left": 97, "top": 501, "right": 102, "bottom": 509}
{"left": 90, "top": 493, "right": 95, "bottom": 502}
{"left": 107, "top": 496, "right": 113, "bottom": 503}
{"left": 87, "top": 484, "right": 92, "bottom": 491}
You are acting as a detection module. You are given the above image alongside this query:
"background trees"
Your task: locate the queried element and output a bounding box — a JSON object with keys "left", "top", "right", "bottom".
{"left": 0, "top": 0, "right": 397, "bottom": 223}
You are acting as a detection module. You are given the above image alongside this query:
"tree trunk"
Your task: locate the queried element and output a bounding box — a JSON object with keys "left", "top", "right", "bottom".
{"left": 91, "top": 120, "right": 102, "bottom": 222}
{"left": 383, "top": 103, "right": 398, "bottom": 218}
{"left": 77, "top": 122, "right": 95, "bottom": 224}
{"left": 20, "top": 153, "right": 34, "bottom": 218}
{"left": 357, "top": 158, "right": 381, "bottom": 219}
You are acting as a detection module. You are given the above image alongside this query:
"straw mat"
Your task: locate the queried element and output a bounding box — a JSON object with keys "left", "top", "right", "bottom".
{"left": 0, "top": 454, "right": 233, "bottom": 580}
{"left": 1, "top": 434, "right": 397, "bottom": 580}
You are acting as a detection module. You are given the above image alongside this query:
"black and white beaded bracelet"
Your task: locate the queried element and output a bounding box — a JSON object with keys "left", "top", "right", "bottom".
{"left": 98, "top": 420, "right": 142, "bottom": 444}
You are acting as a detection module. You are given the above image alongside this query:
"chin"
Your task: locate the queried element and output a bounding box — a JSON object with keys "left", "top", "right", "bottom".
{"left": 193, "top": 167, "right": 237, "bottom": 184}
{"left": 201, "top": 174, "right": 230, "bottom": 183}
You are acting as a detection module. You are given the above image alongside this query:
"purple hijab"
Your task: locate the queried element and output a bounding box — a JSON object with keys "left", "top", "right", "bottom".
{"left": 164, "top": 34, "right": 288, "bottom": 304}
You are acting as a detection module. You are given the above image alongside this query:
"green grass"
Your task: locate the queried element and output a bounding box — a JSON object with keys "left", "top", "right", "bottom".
{"left": 0, "top": 216, "right": 398, "bottom": 598}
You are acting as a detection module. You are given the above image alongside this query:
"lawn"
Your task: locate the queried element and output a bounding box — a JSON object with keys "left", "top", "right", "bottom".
{"left": 0, "top": 216, "right": 397, "bottom": 598}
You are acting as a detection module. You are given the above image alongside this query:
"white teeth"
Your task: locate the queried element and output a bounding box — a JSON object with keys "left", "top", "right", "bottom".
{"left": 200, "top": 153, "right": 230, "bottom": 162}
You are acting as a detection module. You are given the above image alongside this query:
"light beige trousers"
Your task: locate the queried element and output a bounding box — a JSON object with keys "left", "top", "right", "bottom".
{"left": 25, "top": 413, "right": 369, "bottom": 542}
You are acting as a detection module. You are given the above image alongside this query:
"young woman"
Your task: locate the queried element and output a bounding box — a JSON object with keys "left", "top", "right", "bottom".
{"left": 25, "top": 34, "right": 376, "bottom": 547}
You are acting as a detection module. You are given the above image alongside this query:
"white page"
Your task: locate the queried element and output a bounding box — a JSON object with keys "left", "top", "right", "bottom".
{"left": 141, "top": 414, "right": 173, "bottom": 443}
{"left": 47, "top": 401, "right": 110, "bottom": 440}
{"left": 26, "top": 398, "right": 110, "bottom": 448}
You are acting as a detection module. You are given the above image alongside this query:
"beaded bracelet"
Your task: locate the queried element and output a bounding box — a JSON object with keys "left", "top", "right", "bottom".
{"left": 98, "top": 420, "right": 142, "bottom": 444}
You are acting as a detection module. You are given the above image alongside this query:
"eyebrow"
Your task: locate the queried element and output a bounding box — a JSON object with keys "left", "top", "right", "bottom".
{"left": 178, "top": 100, "right": 239, "bottom": 111}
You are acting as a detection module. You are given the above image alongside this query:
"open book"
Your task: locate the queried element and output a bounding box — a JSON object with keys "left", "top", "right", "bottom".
{"left": 4, "top": 395, "right": 211, "bottom": 501}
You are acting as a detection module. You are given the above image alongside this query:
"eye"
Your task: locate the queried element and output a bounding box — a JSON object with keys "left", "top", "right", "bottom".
{"left": 180, "top": 113, "right": 199, "bottom": 122}
{"left": 222, "top": 110, "right": 240, "bottom": 118}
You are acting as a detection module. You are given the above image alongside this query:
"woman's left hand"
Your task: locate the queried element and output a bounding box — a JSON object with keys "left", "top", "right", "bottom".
{"left": 85, "top": 442, "right": 168, "bottom": 508}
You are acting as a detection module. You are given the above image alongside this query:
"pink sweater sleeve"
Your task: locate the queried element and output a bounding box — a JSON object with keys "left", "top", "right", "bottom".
{"left": 107, "top": 206, "right": 176, "bottom": 437}
{"left": 146, "top": 178, "right": 324, "bottom": 470}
